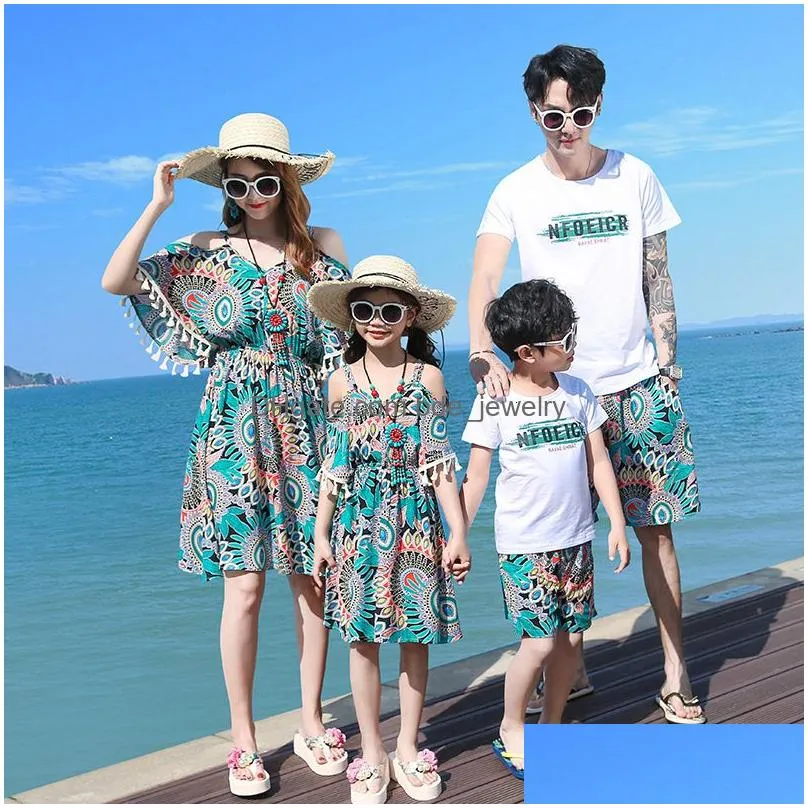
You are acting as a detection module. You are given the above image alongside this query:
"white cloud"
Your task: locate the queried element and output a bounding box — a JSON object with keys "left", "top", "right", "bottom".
{"left": 6, "top": 223, "right": 60, "bottom": 231}
{"left": 330, "top": 155, "right": 369, "bottom": 172}
{"left": 57, "top": 155, "right": 157, "bottom": 184}
{"left": 344, "top": 161, "right": 517, "bottom": 184}
{"left": 91, "top": 208, "right": 125, "bottom": 217}
{"left": 317, "top": 179, "right": 448, "bottom": 200}
{"left": 6, "top": 152, "right": 173, "bottom": 205}
{"left": 5, "top": 179, "right": 72, "bottom": 205}
{"left": 668, "top": 167, "right": 803, "bottom": 192}
{"left": 611, "top": 108, "right": 803, "bottom": 157}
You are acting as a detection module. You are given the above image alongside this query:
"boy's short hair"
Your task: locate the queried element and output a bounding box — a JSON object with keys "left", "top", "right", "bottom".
{"left": 523, "top": 45, "right": 606, "bottom": 107}
{"left": 485, "top": 279, "right": 577, "bottom": 361}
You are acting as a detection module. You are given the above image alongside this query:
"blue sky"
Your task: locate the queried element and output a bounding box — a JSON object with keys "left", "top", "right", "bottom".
{"left": 4, "top": 4, "right": 804, "bottom": 381}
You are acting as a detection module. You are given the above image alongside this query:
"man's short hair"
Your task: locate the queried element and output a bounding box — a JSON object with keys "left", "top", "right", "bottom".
{"left": 523, "top": 45, "right": 606, "bottom": 107}
{"left": 485, "top": 279, "right": 577, "bottom": 361}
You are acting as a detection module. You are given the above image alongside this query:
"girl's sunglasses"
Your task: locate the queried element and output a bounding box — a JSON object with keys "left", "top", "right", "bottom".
{"left": 531, "top": 323, "right": 578, "bottom": 354}
{"left": 222, "top": 175, "right": 281, "bottom": 200}
{"left": 350, "top": 300, "right": 412, "bottom": 326}
{"left": 533, "top": 103, "right": 598, "bottom": 132}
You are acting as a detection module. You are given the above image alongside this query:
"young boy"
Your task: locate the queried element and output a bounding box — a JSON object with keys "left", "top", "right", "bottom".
{"left": 460, "top": 279, "right": 630, "bottom": 779}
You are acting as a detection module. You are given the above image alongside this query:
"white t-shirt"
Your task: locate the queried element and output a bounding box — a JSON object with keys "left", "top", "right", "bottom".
{"left": 461, "top": 373, "right": 608, "bottom": 554}
{"left": 477, "top": 150, "right": 681, "bottom": 396}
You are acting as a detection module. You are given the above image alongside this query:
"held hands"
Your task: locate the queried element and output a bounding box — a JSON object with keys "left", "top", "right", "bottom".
{"left": 468, "top": 351, "right": 511, "bottom": 400}
{"left": 312, "top": 535, "right": 336, "bottom": 589}
{"left": 152, "top": 161, "right": 180, "bottom": 211}
{"left": 608, "top": 528, "right": 631, "bottom": 573}
{"left": 442, "top": 535, "right": 472, "bottom": 585}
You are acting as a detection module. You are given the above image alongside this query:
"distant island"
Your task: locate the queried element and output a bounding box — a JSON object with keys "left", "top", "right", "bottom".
{"left": 4, "top": 365, "right": 75, "bottom": 389}
{"left": 443, "top": 314, "right": 804, "bottom": 352}
{"left": 680, "top": 314, "right": 803, "bottom": 330}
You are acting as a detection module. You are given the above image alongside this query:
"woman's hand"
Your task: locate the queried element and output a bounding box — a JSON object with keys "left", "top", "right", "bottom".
{"left": 312, "top": 536, "right": 336, "bottom": 588}
{"left": 152, "top": 161, "right": 180, "bottom": 211}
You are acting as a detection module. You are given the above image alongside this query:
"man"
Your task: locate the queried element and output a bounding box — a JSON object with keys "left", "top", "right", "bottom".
{"left": 468, "top": 44, "right": 704, "bottom": 724}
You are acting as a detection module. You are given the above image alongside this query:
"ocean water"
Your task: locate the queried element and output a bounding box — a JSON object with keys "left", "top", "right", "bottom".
{"left": 3, "top": 324, "right": 804, "bottom": 795}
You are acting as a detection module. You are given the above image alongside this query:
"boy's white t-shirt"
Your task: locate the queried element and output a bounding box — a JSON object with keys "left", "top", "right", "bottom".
{"left": 462, "top": 374, "right": 608, "bottom": 555}
{"left": 477, "top": 150, "right": 681, "bottom": 396}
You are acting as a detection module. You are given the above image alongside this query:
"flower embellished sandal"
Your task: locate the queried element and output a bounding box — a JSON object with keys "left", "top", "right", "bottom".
{"left": 293, "top": 727, "right": 349, "bottom": 776}
{"left": 389, "top": 748, "right": 442, "bottom": 801}
{"left": 346, "top": 756, "right": 391, "bottom": 805}
{"left": 226, "top": 747, "right": 271, "bottom": 797}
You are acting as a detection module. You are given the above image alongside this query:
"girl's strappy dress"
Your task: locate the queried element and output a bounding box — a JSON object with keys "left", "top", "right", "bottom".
{"left": 123, "top": 233, "right": 349, "bottom": 579}
{"left": 319, "top": 361, "right": 463, "bottom": 644}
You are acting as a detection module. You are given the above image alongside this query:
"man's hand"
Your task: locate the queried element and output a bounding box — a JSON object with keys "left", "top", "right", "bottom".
{"left": 658, "top": 374, "right": 679, "bottom": 395}
{"left": 469, "top": 352, "right": 511, "bottom": 399}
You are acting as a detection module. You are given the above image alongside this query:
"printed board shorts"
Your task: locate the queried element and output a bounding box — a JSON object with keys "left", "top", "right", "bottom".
{"left": 498, "top": 541, "right": 595, "bottom": 639}
{"left": 593, "top": 374, "right": 701, "bottom": 528}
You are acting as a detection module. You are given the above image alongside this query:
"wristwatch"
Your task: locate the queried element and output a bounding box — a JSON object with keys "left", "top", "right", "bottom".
{"left": 659, "top": 364, "right": 684, "bottom": 381}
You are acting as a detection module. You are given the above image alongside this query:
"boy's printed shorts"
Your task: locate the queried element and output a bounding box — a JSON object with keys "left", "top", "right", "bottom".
{"left": 594, "top": 374, "right": 701, "bottom": 528}
{"left": 498, "top": 542, "right": 595, "bottom": 639}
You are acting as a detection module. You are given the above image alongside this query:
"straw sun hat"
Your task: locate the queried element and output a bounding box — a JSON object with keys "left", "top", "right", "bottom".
{"left": 307, "top": 255, "right": 457, "bottom": 334}
{"left": 177, "top": 113, "right": 334, "bottom": 188}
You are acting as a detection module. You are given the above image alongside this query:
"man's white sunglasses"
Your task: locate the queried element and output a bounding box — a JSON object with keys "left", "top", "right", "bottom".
{"left": 533, "top": 103, "right": 598, "bottom": 132}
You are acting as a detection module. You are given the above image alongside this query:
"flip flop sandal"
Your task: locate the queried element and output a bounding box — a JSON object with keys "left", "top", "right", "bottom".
{"left": 226, "top": 748, "right": 271, "bottom": 797}
{"left": 346, "top": 756, "right": 391, "bottom": 805}
{"left": 389, "top": 748, "right": 442, "bottom": 801}
{"left": 656, "top": 691, "right": 707, "bottom": 725}
{"left": 293, "top": 727, "right": 349, "bottom": 775}
{"left": 526, "top": 679, "right": 595, "bottom": 715}
{"left": 491, "top": 737, "right": 524, "bottom": 781}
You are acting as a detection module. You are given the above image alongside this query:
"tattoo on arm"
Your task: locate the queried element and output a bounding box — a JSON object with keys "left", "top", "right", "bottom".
{"left": 642, "top": 232, "right": 677, "bottom": 365}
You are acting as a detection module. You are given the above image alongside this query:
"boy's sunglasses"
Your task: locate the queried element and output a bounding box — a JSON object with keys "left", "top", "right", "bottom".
{"left": 222, "top": 175, "right": 281, "bottom": 200}
{"left": 533, "top": 103, "right": 598, "bottom": 132}
{"left": 531, "top": 323, "right": 578, "bottom": 354}
{"left": 350, "top": 301, "right": 412, "bottom": 326}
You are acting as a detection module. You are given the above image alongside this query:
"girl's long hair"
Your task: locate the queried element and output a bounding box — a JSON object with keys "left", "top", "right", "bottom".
{"left": 221, "top": 158, "right": 317, "bottom": 278}
{"left": 342, "top": 288, "right": 441, "bottom": 368}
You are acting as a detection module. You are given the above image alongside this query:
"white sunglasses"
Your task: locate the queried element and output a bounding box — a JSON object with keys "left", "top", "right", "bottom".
{"left": 350, "top": 300, "right": 413, "bottom": 325}
{"left": 222, "top": 175, "right": 281, "bottom": 200}
{"left": 530, "top": 323, "right": 578, "bottom": 354}
{"left": 533, "top": 103, "right": 598, "bottom": 132}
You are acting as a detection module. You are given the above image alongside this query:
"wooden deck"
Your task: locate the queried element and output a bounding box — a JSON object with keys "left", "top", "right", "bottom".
{"left": 119, "top": 582, "right": 803, "bottom": 804}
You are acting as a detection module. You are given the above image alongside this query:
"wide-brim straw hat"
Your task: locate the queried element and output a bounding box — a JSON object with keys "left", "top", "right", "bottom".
{"left": 307, "top": 255, "right": 457, "bottom": 334}
{"left": 177, "top": 113, "right": 334, "bottom": 188}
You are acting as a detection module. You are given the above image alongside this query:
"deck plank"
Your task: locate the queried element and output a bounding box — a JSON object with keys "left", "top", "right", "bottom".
{"left": 117, "top": 584, "right": 803, "bottom": 805}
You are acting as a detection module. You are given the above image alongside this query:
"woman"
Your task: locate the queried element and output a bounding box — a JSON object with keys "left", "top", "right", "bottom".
{"left": 102, "top": 113, "right": 351, "bottom": 796}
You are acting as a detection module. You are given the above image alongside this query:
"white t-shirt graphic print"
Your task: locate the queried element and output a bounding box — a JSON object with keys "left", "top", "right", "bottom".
{"left": 462, "top": 374, "right": 608, "bottom": 554}
{"left": 477, "top": 150, "right": 682, "bottom": 395}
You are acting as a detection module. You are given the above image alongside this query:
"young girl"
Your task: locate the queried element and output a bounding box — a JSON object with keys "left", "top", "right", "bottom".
{"left": 308, "top": 256, "right": 471, "bottom": 804}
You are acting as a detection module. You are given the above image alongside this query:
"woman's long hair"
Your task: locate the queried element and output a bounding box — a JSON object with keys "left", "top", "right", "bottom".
{"left": 343, "top": 288, "right": 441, "bottom": 368}
{"left": 221, "top": 158, "right": 317, "bottom": 278}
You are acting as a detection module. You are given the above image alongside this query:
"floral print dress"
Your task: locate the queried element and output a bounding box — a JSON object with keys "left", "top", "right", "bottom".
{"left": 319, "top": 362, "right": 463, "bottom": 644}
{"left": 123, "top": 233, "right": 349, "bottom": 579}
